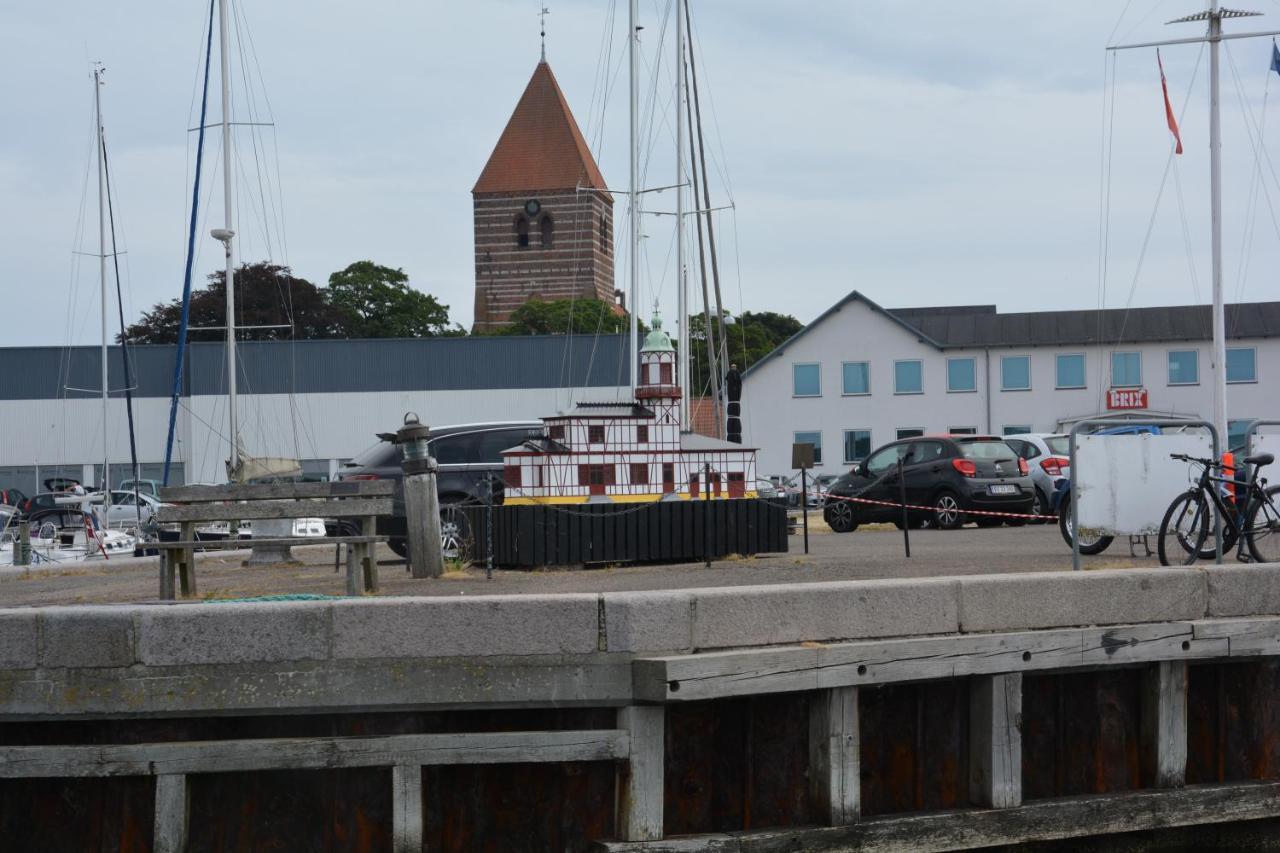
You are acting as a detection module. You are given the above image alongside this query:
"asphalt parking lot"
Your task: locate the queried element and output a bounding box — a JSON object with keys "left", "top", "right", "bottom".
{"left": 0, "top": 520, "right": 1168, "bottom": 607}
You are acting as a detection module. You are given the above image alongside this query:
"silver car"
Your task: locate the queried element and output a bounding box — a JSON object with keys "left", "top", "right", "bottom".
{"left": 1002, "top": 434, "right": 1071, "bottom": 519}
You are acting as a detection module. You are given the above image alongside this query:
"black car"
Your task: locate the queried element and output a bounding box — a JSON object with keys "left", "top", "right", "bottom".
{"left": 823, "top": 435, "right": 1034, "bottom": 532}
{"left": 337, "top": 421, "right": 544, "bottom": 559}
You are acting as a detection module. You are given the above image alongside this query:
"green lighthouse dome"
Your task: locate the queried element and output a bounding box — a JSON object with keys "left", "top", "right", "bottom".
{"left": 641, "top": 317, "right": 675, "bottom": 353}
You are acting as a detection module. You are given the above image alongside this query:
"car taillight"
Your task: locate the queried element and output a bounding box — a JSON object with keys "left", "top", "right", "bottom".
{"left": 1039, "top": 457, "right": 1068, "bottom": 476}
{"left": 346, "top": 474, "right": 380, "bottom": 481}
{"left": 952, "top": 458, "right": 977, "bottom": 478}
{"left": 1018, "top": 458, "right": 1029, "bottom": 476}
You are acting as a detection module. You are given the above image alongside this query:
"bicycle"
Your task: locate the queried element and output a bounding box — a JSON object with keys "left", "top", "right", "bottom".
{"left": 1157, "top": 450, "right": 1280, "bottom": 566}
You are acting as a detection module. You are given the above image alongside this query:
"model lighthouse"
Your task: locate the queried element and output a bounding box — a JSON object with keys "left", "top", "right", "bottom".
{"left": 501, "top": 318, "right": 758, "bottom": 504}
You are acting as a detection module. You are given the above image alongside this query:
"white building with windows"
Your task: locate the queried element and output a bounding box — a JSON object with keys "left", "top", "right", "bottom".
{"left": 741, "top": 292, "right": 1280, "bottom": 478}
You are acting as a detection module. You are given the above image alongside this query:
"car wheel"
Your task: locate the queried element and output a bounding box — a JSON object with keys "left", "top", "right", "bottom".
{"left": 933, "top": 491, "right": 965, "bottom": 530}
{"left": 824, "top": 499, "right": 858, "bottom": 533}
{"left": 1030, "top": 488, "right": 1050, "bottom": 525}
{"left": 439, "top": 504, "right": 474, "bottom": 562}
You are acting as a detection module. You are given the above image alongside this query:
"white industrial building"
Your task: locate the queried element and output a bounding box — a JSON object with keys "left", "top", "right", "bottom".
{"left": 741, "top": 292, "right": 1280, "bottom": 478}
{"left": 0, "top": 335, "right": 629, "bottom": 495}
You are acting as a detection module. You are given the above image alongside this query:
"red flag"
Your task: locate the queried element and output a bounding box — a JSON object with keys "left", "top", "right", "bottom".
{"left": 1158, "top": 49, "right": 1183, "bottom": 155}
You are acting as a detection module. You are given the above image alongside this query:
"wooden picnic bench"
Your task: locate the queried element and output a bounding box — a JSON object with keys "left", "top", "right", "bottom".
{"left": 154, "top": 480, "right": 394, "bottom": 600}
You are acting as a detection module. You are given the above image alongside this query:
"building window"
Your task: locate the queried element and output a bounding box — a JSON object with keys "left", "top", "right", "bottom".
{"left": 1227, "top": 347, "right": 1257, "bottom": 383}
{"left": 548, "top": 424, "right": 565, "bottom": 441}
{"left": 793, "top": 363, "right": 821, "bottom": 397}
{"left": 947, "top": 358, "right": 976, "bottom": 393}
{"left": 841, "top": 361, "right": 870, "bottom": 395}
{"left": 636, "top": 424, "right": 649, "bottom": 443}
{"left": 896, "top": 428, "right": 924, "bottom": 440}
{"left": 1056, "top": 353, "right": 1086, "bottom": 389}
{"left": 539, "top": 214, "right": 554, "bottom": 248}
{"left": 600, "top": 217, "right": 610, "bottom": 254}
{"left": 503, "top": 465, "right": 522, "bottom": 487}
{"left": 1003, "top": 425, "right": 1032, "bottom": 436}
{"left": 1001, "top": 355, "right": 1031, "bottom": 391}
{"left": 1168, "top": 350, "right": 1199, "bottom": 385}
{"left": 515, "top": 215, "right": 530, "bottom": 248}
{"left": 630, "top": 463, "right": 649, "bottom": 485}
{"left": 1111, "top": 351, "right": 1142, "bottom": 388}
{"left": 843, "top": 430, "right": 871, "bottom": 464}
{"left": 949, "top": 426, "right": 977, "bottom": 435}
{"left": 794, "top": 431, "right": 822, "bottom": 465}
{"left": 894, "top": 360, "right": 923, "bottom": 394}
{"left": 588, "top": 425, "right": 605, "bottom": 444}
{"left": 659, "top": 362, "right": 673, "bottom": 385}
{"left": 1228, "top": 419, "right": 1253, "bottom": 451}
{"left": 662, "top": 462, "right": 675, "bottom": 493}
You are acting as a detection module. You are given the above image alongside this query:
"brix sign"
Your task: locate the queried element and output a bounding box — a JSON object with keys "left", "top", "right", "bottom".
{"left": 1107, "top": 387, "right": 1149, "bottom": 410}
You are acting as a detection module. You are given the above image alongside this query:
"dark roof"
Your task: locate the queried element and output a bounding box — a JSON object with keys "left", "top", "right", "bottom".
{"left": 746, "top": 290, "right": 1280, "bottom": 377}
{"left": 473, "top": 61, "right": 608, "bottom": 195}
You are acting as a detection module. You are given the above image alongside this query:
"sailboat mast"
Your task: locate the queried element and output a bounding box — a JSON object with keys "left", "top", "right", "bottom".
{"left": 1207, "top": 2, "right": 1227, "bottom": 447}
{"left": 676, "top": 0, "right": 688, "bottom": 428}
{"left": 94, "top": 67, "right": 110, "bottom": 499}
{"left": 217, "top": 0, "right": 240, "bottom": 472}
{"left": 628, "top": 0, "right": 640, "bottom": 395}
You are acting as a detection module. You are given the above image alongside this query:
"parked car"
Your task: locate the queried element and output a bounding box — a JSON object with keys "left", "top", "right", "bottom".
{"left": 1002, "top": 434, "right": 1071, "bottom": 520}
{"left": 16, "top": 492, "right": 74, "bottom": 515}
{"left": 0, "top": 488, "right": 28, "bottom": 510}
{"left": 337, "top": 421, "right": 545, "bottom": 559}
{"left": 117, "top": 478, "right": 161, "bottom": 498}
{"left": 92, "top": 490, "right": 167, "bottom": 529}
{"left": 823, "top": 435, "right": 1034, "bottom": 532}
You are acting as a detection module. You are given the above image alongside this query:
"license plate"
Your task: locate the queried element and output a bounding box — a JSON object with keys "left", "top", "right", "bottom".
{"left": 988, "top": 484, "right": 1018, "bottom": 496}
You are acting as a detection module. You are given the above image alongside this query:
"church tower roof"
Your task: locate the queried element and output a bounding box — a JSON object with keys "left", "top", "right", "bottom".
{"left": 472, "top": 61, "right": 608, "bottom": 195}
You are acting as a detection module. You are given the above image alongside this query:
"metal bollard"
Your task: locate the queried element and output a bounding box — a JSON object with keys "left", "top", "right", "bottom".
{"left": 397, "top": 413, "right": 444, "bottom": 579}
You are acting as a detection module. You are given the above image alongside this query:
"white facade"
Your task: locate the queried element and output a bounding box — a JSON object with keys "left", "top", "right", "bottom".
{"left": 742, "top": 294, "right": 1279, "bottom": 478}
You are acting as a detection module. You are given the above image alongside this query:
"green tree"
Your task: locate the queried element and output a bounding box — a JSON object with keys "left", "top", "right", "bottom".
{"left": 686, "top": 310, "right": 802, "bottom": 396}
{"left": 121, "top": 262, "right": 347, "bottom": 344}
{"left": 491, "top": 297, "right": 632, "bottom": 336}
{"left": 328, "top": 261, "right": 461, "bottom": 338}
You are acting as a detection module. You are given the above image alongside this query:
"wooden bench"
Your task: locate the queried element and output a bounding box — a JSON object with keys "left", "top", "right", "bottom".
{"left": 154, "top": 481, "right": 394, "bottom": 600}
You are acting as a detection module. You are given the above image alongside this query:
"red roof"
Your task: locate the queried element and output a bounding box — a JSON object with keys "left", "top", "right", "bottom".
{"left": 473, "top": 61, "right": 608, "bottom": 195}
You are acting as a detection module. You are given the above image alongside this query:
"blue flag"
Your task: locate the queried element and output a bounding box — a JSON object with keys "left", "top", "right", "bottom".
{"left": 1272, "top": 41, "right": 1280, "bottom": 76}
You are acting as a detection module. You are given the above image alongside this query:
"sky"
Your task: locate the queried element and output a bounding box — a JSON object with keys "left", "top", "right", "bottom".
{"left": 6, "top": 0, "right": 1280, "bottom": 347}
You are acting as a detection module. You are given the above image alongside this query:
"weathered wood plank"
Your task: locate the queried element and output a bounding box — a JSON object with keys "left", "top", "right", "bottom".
{"left": 157, "top": 498, "right": 392, "bottom": 523}
{"left": 1192, "top": 617, "right": 1280, "bottom": 656}
{"left": 633, "top": 649, "right": 821, "bottom": 703}
{"left": 970, "top": 673, "right": 1021, "bottom": 809}
{"left": 160, "top": 480, "right": 394, "bottom": 502}
{"left": 0, "top": 729, "right": 630, "bottom": 777}
{"left": 392, "top": 764, "right": 423, "bottom": 853}
{"left": 155, "top": 535, "right": 381, "bottom": 550}
{"left": 1142, "top": 660, "right": 1188, "bottom": 788}
{"left": 809, "top": 686, "right": 859, "bottom": 825}
{"left": 1081, "top": 623, "right": 1226, "bottom": 666}
{"left": 153, "top": 773, "right": 189, "bottom": 853}
{"left": 617, "top": 706, "right": 664, "bottom": 842}
{"left": 595, "top": 780, "right": 1280, "bottom": 852}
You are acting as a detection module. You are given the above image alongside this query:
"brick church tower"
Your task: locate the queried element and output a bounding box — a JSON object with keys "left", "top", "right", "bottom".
{"left": 472, "top": 61, "right": 617, "bottom": 332}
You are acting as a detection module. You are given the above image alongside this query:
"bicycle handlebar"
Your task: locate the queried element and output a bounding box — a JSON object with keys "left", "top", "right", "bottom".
{"left": 1169, "top": 452, "right": 1220, "bottom": 468}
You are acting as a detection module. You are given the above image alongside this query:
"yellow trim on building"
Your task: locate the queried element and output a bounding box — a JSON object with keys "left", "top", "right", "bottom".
{"left": 504, "top": 490, "right": 759, "bottom": 507}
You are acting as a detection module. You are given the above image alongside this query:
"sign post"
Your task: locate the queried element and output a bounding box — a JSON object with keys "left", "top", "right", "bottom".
{"left": 792, "top": 443, "right": 814, "bottom": 555}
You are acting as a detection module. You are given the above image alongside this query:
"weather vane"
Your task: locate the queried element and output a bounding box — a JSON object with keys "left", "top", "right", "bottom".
{"left": 540, "top": 5, "right": 550, "bottom": 61}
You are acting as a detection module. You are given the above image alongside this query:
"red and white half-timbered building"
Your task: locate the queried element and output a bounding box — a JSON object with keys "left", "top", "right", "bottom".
{"left": 501, "top": 321, "right": 759, "bottom": 504}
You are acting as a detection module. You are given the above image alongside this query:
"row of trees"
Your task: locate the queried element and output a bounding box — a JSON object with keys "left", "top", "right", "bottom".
{"left": 121, "top": 262, "right": 801, "bottom": 381}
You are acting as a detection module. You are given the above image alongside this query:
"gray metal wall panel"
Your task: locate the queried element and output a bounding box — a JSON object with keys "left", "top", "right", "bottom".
{"left": 0, "top": 335, "right": 630, "bottom": 401}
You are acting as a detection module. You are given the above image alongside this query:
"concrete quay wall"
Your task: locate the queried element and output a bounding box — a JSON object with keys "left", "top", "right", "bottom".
{"left": 1, "top": 564, "right": 1278, "bottom": 719}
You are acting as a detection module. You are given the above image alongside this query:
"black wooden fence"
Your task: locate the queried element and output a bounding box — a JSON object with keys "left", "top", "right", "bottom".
{"left": 462, "top": 498, "right": 788, "bottom": 568}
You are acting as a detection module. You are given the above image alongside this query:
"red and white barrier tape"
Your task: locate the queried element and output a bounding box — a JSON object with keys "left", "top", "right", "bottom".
{"left": 823, "top": 492, "right": 1054, "bottom": 522}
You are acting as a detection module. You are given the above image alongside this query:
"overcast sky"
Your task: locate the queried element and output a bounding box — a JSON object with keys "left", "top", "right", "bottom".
{"left": 6, "top": 1, "right": 1280, "bottom": 347}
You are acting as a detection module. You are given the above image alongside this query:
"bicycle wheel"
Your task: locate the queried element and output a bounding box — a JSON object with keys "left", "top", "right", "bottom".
{"left": 1158, "top": 491, "right": 1210, "bottom": 566}
{"left": 1246, "top": 485, "right": 1280, "bottom": 564}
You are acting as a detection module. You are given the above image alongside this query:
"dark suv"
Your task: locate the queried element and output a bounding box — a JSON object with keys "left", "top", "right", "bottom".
{"left": 823, "top": 435, "right": 1033, "bottom": 532}
{"left": 337, "top": 421, "right": 544, "bottom": 558}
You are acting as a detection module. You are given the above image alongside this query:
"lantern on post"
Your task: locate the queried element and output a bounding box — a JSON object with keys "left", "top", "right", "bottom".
{"left": 396, "top": 413, "right": 443, "bottom": 578}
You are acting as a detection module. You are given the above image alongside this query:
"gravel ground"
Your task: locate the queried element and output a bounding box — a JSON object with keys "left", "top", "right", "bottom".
{"left": 0, "top": 521, "right": 1166, "bottom": 608}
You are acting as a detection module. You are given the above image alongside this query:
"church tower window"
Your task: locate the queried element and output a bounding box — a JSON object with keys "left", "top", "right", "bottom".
{"left": 515, "top": 216, "right": 530, "bottom": 248}
{"left": 540, "top": 214, "right": 554, "bottom": 248}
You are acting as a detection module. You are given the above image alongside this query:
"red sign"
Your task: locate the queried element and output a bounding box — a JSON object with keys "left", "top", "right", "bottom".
{"left": 1107, "top": 388, "right": 1148, "bottom": 410}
